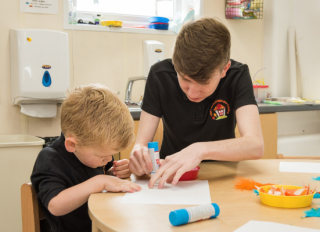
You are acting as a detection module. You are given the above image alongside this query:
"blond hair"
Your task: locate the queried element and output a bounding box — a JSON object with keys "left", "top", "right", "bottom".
{"left": 61, "top": 84, "right": 134, "bottom": 150}
{"left": 173, "top": 17, "right": 231, "bottom": 83}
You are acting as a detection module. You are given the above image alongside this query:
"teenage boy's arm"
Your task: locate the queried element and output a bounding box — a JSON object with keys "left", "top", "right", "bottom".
{"left": 149, "top": 104, "right": 264, "bottom": 188}
{"left": 48, "top": 175, "right": 141, "bottom": 216}
{"left": 129, "top": 110, "right": 160, "bottom": 176}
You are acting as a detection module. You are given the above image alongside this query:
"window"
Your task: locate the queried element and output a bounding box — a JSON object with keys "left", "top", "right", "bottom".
{"left": 65, "top": 0, "right": 202, "bottom": 34}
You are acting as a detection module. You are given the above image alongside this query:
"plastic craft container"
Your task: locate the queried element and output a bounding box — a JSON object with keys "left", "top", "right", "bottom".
{"left": 258, "top": 185, "right": 315, "bottom": 208}
{"left": 148, "top": 16, "right": 169, "bottom": 23}
{"left": 148, "top": 16, "right": 169, "bottom": 30}
{"left": 179, "top": 166, "right": 200, "bottom": 181}
{"left": 101, "top": 20, "right": 122, "bottom": 27}
{"left": 148, "top": 23, "right": 169, "bottom": 30}
{"left": 253, "top": 85, "right": 269, "bottom": 103}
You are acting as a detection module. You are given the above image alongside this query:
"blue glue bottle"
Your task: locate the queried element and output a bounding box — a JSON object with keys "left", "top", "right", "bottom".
{"left": 169, "top": 203, "right": 220, "bottom": 226}
{"left": 148, "top": 142, "right": 160, "bottom": 174}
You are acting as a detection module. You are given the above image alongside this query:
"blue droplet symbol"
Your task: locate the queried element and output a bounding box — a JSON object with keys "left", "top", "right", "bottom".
{"left": 42, "top": 71, "right": 52, "bottom": 87}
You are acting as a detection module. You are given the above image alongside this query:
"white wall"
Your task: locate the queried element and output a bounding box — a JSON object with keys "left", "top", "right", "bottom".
{"left": 264, "top": 0, "right": 320, "bottom": 99}
{"left": 0, "top": 0, "right": 264, "bottom": 137}
{"left": 264, "top": 0, "right": 320, "bottom": 157}
{"left": 264, "top": 0, "right": 293, "bottom": 97}
{"left": 293, "top": 0, "right": 320, "bottom": 100}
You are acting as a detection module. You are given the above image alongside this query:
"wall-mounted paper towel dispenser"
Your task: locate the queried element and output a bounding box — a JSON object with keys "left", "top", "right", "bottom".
{"left": 10, "top": 29, "right": 69, "bottom": 118}
{"left": 143, "top": 40, "right": 164, "bottom": 77}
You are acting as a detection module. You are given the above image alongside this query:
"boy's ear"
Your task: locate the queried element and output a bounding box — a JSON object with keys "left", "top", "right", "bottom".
{"left": 65, "top": 137, "right": 77, "bottom": 153}
{"left": 221, "top": 60, "right": 231, "bottom": 78}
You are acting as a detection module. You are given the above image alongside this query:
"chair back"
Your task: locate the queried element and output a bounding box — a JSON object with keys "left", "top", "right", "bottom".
{"left": 21, "top": 183, "right": 44, "bottom": 232}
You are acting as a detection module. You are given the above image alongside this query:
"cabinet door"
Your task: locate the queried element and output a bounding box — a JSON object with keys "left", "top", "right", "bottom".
{"left": 260, "top": 113, "right": 278, "bottom": 158}
{"left": 235, "top": 113, "right": 278, "bottom": 158}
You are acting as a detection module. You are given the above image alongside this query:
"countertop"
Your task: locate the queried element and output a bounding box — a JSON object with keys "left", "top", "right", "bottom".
{"left": 258, "top": 103, "right": 320, "bottom": 113}
{"left": 128, "top": 103, "right": 320, "bottom": 120}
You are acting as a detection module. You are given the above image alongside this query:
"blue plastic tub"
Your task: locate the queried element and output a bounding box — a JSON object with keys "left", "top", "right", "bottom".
{"left": 148, "top": 23, "right": 169, "bottom": 30}
{"left": 148, "top": 16, "right": 169, "bottom": 23}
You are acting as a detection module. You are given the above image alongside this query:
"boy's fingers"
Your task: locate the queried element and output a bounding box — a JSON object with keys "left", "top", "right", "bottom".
{"left": 152, "top": 162, "right": 180, "bottom": 189}
{"left": 114, "top": 159, "right": 129, "bottom": 167}
{"left": 166, "top": 174, "right": 174, "bottom": 184}
{"left": 135, "top": 148, "right": 151, "bottom": 175}
{"left": 148, "top": 166, "right": 165, "bottom": 188}
{"left": 129, "top": 155, "right": 145, "bottom": 176}
{"left": 124, "top": 182, "right": 141, "bottom": 193}
{"left": 171, "top": 168, "right": 185, "bottom": 185}
{"left": 132, "top": 149, "right": 146, "bottom": 171}
{"left": 142, "top": 148, "right": 153, "bottom": 172}
{"left": 116, "top": 168, "right": 130, "bottom": 175}
{"left": 149, "top": 160, "right": 173, "bottom": 188}
{"left": 158, "top": 169, "right": 174, "bottom": 188}
{"left": 114, "top": 163, "right": 129, "bottom": 171}
{"left": 159, "top": 159, "right": 165, "bottom": 167}
{"left": 115, "top": 169, "right": 130, "bottom": 178}
{"left": 139, "top": 147, "right": 152, "bottom": 174}
{"left": 131, "top": 183, "right": 141, "bottom": 191}
{"left": 108, "top": 166, "right": 114, "bottom": 173}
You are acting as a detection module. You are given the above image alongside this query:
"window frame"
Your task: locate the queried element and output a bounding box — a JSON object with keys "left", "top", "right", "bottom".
{"left": 63, "top": 0, "right": 203, "bottom": 34}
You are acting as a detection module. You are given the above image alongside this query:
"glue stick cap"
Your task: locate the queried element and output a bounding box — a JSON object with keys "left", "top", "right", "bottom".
{"left": 210, "top": 203, "right": 220, "bottom": 218}
{"left": 169, "top": 203, "right": 220, "bottom": 226}
{"left": 169, "top": 208, "right": 189, "bottom": 226}
{"left": 148, "top": 141, "right": 159, "bottom": 151}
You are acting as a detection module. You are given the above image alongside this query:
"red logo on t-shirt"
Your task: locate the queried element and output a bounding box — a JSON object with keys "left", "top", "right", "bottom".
{"left": 210, "top": 100, "right": 230, "bottom": 120}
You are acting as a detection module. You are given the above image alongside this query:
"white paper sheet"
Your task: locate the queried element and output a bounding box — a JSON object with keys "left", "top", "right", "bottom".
{"left": 234, "top": 220, "right": 320, "bottom": 232}
{"left": 121, "top": 179, "right": 211, "bottom": 205}
{"left": 279, "top": 162, "right": 320, "bottom": 173}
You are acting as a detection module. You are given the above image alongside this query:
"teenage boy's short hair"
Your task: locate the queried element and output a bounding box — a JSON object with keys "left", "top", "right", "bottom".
{"left": 173, "top": 17, "right": 231, "bottom": 83}
{"left": 61, "top": 84, "right": 134, "bottom": 150}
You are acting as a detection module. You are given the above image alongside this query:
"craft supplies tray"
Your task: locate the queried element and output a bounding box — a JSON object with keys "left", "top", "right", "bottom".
{"left": 258, "top": 185, "right": 315, "bottom": 208}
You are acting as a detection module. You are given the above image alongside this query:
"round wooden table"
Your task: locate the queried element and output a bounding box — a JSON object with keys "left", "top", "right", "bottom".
{"left": 89, "top": 159, "right": 320, "bottom": 232}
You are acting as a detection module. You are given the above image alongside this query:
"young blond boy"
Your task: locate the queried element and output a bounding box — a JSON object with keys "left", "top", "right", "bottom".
{"left": 31, "top": 84, "right": 141, "bottom": 232}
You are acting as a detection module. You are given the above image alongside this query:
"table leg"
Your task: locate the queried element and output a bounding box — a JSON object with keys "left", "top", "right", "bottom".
{"left": 92, "top": 221, "right": 102, "bottom": 232}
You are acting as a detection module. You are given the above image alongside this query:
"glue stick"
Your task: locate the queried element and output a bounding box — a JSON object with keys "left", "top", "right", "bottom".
{"left": 169, "top": 203, "right": 220, "bottom": 226}
{"left": 148, "top": 141, "right": 160, "bottom": 174}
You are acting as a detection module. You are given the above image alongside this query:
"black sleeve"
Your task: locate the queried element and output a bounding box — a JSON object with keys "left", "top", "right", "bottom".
{"left": 31, "top": 149, "right": 69, "bottom": 209}
{"left": 104, "top": 156, "right": 114, "bottom": 173}
{"left": 141, "top": 66, "right": 163, "bottom": 117}
{"left": 233, "top": 65, "right": 257, "bottom": 110}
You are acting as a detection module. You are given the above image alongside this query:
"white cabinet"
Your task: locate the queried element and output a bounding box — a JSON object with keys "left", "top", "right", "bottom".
{"left": 0, "top": 135, "right": 44, "bottom": 232}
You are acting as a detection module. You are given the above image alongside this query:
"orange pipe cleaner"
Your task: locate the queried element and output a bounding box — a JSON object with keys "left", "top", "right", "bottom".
{"left": 234, "top": 177, "right": 274, "bottom": 190}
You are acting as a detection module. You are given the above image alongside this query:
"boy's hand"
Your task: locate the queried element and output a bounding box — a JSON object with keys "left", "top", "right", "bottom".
{"left": 129, "top": 144, "right": 153, "bottom": 176}
{"left": 95, "top": 175, "right": 141, "bottom": 193}
{"left": 148, "top": 143, "right": 203, "bottom": 189}
{"left": 112, "top": 159, "right": 131, "bottom": 179}
{"left": 47, "top": 175, "right": 141, "bottom": 216}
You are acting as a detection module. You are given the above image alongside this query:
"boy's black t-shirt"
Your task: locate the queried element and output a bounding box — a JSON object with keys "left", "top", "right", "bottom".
{"left": 142, "top": 59, "right": 257, "bottom": 158}
{"left": 31, "top": 134, "right": 113, "bottom": 232}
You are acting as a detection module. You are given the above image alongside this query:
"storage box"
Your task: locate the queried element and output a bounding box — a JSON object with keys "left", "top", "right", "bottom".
{"left": 0, "top": 135, "right": 44, "bottom": 232}
{"left": 258, "top": 185, "right": 315, "bottom": 208}
{"left": 253, "top": 85, "right": 269, "bottom": 103}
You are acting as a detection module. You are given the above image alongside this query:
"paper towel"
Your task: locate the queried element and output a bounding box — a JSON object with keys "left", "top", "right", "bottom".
{"left": 20, "top": 103, "right": 57, "bottom": 118}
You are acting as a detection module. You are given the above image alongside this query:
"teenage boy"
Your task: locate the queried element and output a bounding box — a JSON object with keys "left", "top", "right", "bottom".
{"left": 129, "top": 18, "right": 264, "bottom": 188}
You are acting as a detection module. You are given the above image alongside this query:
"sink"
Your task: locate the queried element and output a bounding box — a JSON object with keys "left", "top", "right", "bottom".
{"left": 125, "top": 102, "right": 141, "bottom": 107}
{"left": 126, "top": 104, "right": 142, "bottom": 120}
{"left": 124, "top": 75, "right": 145, "bottom": 120}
